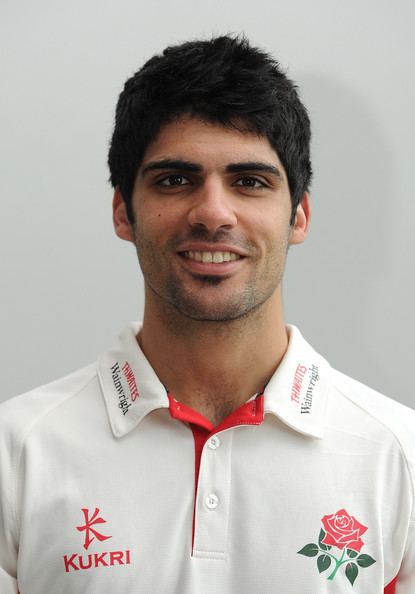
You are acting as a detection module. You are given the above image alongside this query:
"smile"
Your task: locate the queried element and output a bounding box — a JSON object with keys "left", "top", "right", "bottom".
{"left": 182, "top": 251, "right": 242, "bottom": 263}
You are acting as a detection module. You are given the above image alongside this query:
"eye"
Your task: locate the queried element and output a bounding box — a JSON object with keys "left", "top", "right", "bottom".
{"left": 157, "top": 174, "right": 191, "bottom": 187}
{"left": 233, "top": 176, "right": 268, "bottom": 189}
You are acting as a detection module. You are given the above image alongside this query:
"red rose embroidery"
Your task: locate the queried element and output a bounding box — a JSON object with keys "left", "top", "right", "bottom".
{"left": 298, "top": 508, "right": 375, "bottom": 585}
{"left": 321, "top": 508, "right": 367, "bottom": 552}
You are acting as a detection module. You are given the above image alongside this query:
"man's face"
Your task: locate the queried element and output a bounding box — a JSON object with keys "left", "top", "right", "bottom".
{"left": 114, "top": 117, "right": 309, "bottom": 322}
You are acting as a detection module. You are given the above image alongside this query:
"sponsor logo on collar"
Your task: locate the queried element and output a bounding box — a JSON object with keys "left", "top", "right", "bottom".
{"left": 291, "top": 362, "right": 320, "bottom": 414}
{"left": 110, "top": 361, "right": 140, "bottom": 415}
{"left": 63, "top": 507, "right": 132, "bottom": 573}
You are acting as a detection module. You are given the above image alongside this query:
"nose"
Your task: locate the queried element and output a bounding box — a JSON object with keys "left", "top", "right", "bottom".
{"left": 187, "top": 178, "right": 238, "bottom": 232}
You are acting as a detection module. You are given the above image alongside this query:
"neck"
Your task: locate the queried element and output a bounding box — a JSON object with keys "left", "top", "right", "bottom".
{"left": 137, "top": 289, "right": 288, "bottom": 426}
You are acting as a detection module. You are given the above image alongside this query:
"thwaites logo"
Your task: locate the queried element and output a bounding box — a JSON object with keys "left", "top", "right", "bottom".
{"left": 111, "top": 360, "right": 140, "bottom": 415}
{"left": 290, "top": 363, "right": 320, "bottom": 414}
{"left": 63, "top": 508, "right": 131, "bottom": 573}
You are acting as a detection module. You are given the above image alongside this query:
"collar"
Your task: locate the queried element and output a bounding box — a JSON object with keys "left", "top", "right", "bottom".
{"left": 98, "top": 323, "right": 329, "bottom": 439}
{"left": 97, "top": 322, "right": 169, "bottom": 438}
{"left": 263, "top": 325, "right": 329, "bottom": 438}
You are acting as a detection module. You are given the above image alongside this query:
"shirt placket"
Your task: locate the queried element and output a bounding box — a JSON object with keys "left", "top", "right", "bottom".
{"left": 192, "top": 429, "right": 234, "bottom": 559}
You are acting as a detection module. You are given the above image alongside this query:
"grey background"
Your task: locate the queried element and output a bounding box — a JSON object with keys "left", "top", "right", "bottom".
{"left": 1, "top": 0, "right": 414, "bottom": 407}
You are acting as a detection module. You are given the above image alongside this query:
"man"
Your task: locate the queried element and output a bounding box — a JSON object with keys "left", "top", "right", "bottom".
{"left": 0, "top": 36, "right": 413, "bottom": 593}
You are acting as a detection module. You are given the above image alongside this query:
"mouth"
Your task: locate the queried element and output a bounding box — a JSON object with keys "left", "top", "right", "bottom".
{"left": 176, "top": 248, "right": 246, "bottom": 277}
{"left": 181, "top": 250, "right": 242, "bottom": 264}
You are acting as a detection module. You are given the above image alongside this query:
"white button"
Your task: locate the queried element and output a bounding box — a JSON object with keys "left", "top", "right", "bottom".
{"left": 205, "top": 493, "right": 219, "bottom": 509}
{"left": 208, "top": 435, "right": 221, "bottom": 450}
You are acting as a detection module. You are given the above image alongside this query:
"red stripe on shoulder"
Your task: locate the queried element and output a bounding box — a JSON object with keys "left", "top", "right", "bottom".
{"left": 384, "top": 575, "right": 398, "bottom": 594}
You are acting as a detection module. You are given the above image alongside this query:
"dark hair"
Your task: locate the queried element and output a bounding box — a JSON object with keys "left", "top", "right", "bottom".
{"left": 108, "top": 35, "right": 312, "bottom": 224}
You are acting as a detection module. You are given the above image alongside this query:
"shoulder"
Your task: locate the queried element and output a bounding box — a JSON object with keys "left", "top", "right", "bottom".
{"left": 0, "top": 362, "right": 101, "bottom": 558}
{"left": 0, "top": 363, "right": 98, "bottom": 445}
{"left": 331, "top": 367, "right": 415, "bottom": 447}
{"left": 329, "top": 367, "right": 415, "bottom": 493}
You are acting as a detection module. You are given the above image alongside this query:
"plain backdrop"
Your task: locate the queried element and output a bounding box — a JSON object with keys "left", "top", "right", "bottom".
{"left": 1, "top": 0, "right": 414, "bottom": 408}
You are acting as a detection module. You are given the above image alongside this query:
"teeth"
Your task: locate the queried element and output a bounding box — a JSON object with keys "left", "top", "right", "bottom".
{"left": 184, "top": 251, "right": 240, "bottom": 263}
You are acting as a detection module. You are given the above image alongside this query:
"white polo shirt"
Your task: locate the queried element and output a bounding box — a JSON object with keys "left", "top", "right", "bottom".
{"left": 0, "top": 324, "right": 414, "bottom": 594}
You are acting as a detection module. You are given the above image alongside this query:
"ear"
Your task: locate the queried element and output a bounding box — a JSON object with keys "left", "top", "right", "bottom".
{"left": 112, "top": 187, "right": 135, "bottom": 243}
{"left": 289, "top": 192, "right": 311, "bottom": 245}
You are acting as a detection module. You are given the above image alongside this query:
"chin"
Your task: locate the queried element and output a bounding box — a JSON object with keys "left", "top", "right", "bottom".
{"left": 169, "top": 296, "right": 262, "bottom": 323}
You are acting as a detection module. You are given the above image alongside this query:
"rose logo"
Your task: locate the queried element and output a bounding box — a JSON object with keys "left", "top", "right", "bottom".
{"left": 297, "top": 509, "right": 376, "bottom": 585}
{"left": 321, "top": 509, "right": 367, "bottom": 552}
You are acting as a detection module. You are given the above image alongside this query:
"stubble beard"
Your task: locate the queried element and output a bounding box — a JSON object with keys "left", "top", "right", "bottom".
{"left": 134, "top": 229, "right": 289, "bottom": 325}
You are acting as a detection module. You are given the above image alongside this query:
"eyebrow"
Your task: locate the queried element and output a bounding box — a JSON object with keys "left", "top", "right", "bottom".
{"left": 140, "top": 158, "right": 281, "bottom": 178}
{"left": 225, "top": 162, "right": 281, "bottom": 177}
{"left": 141, "top": 159, "right": 202, "bottom": 176}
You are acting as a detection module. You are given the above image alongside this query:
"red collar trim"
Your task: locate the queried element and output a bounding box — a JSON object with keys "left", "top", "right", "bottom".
{"left": 168, "top": 393, "right": 264, "bottom": 433}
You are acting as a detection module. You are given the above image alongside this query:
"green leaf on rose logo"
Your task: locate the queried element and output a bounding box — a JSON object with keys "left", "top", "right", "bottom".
{"left": 297, "top": 509, "right": 376, "bottom": 586}
{"left": 345, "top": 562, "right": 359, "bottom": 585}
{"left": 317, "top": 554, "right": 331, "bottom": 573}
{"left": 318, "top": 528, "right": 331, "bottom": 551}
{"left": 356, "top": 554, "right": 376, "bottom": 568}
{"left": 297, "top": 543, "right": 319, "bottom": 557}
